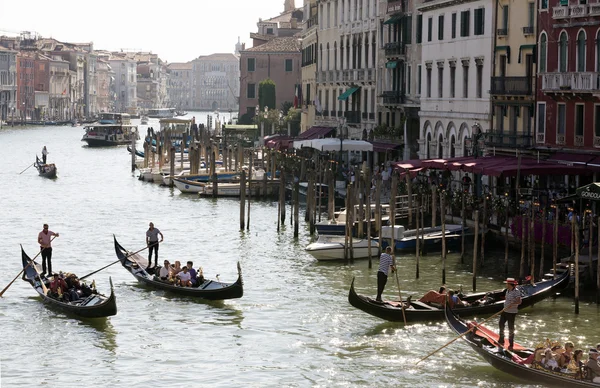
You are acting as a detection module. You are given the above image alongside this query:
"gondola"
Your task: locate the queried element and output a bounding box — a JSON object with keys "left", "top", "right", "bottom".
{"left": 114, "top": 236, "right": 243, "bottom": 300}
{"left": 348, "top": 270, "right": 569, "bottom": 323}
{"left": 444, "top": 302, "right": 597, "bottom": 387}
{"left": 21, "top": 246, "right": 117, "bottom": 318}
{"left": 35, "top": 156, "right": 57, "bottom": 179}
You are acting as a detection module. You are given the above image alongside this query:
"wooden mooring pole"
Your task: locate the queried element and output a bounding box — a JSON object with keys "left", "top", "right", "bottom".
{"left": 472, "top": 210, "right": 479, "bottom": 292}
{"left": 240, "top": 170, "right": 246, "bottom": 230}
{"left": 441, "top": 191, "right": 446, "bottom": 285}
{"left": 574, "top": 215, "right": 580, "bottom": 315}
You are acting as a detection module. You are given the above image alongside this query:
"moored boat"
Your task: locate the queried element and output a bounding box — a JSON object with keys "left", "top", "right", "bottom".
{"left": 444, "top": 302, "right": 597, "bottom": 387}
{"left": 114, "top": 236, "right": 243, "bottom": 300}
{"left": 35, "top": 156, "right": 57, "bottom": 179}
{"left": 315, "top": 204, "right": 391, "bottom": 237}
{"left": 21, "top": 246, "right": 117, "bottom": 318}
{"left": 305, "top": 235, "right": 380, "bottom": 261}
{"left": 348, "top": 270, "right": 569, "bottom": 322}
{"left": 374, "top": 224, "right": 466, "bottom": 251}
{"left": 82, "top": 113, "right": 139, "bottom": 147}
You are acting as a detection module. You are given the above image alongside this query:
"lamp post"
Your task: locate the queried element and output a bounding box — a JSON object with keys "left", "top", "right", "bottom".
{"left": 471, "top": 122, "right": 483, "bottom": 159}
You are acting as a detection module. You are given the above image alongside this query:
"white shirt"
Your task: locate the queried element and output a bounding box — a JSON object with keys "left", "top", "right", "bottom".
{"left": 178, "top": 271, "right": 191, "bottom": 282}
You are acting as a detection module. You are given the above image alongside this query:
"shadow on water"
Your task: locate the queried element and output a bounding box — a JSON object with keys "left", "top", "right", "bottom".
{"left": 78, "top": 318, "right": 118, "bottom": 354}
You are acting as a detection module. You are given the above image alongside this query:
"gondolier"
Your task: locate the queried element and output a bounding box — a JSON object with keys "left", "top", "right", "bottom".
{"left": 376, "top": 246, "right": 395, "bottom": 302}
{"left": 498, "top": 278, "right": 522, "bottom": 351}
{"left": 41, "top": 146, "right": 48, "bottom": 164}
{"left": 146, "top": 222, "right": 163, "bottom": 269}
{"left": 38, "top": 223, "right": 59, "bottom": 277}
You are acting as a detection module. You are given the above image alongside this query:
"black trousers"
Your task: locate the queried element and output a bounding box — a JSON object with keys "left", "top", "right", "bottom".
{"left": 41, "top": 247, "right": 52, "bottom": 275}
{"left": 498, "top": 311, "right": 517, "bottom": 346}
{"left": 42, "top": 154, "right": 47, "bottom": 164}
{"left": 376, "top": 271, "right": 388, "bottom": 301}
{"left": 148, "top": 243, "right": 159, "bottom": 266}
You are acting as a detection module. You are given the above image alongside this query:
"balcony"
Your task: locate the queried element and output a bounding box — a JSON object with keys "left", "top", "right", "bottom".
{"left": 553, "top": 6, "right": 568, "bottom": 19}
{"left": 557, "top": 134, "right": 566, "bottom": 145}
{"left": 570, "top": 4, "right": 588, "bottom": 17}
{"left": 491, "top": 77, "right": 532, "bottom": 95}
{"left": 384, "top": 42, "right": 406, "bottom": 57}
{"left": 366, "top": 69, "right": 375, "bottom": 82}
{"left": 497, "top": 29, "right": 508, "bottom": 37}
{"left": 382, "top": 91, "right": 406, "bottom": 105}
{"left": 484, "top": 132, "right": 533, "bottom": 148}
{"left": 317, "top": 71, "right": 326, "bottom": 83}
{"left": 541, "top": 72, "right": 600, "bottom": 93}
{"left": 344, "top": 111, "right": 361, "bottom": 124}
{"left": 522, "top": 26, "right": 534, "bottom": 35}
{"left": 591, "top": 4, "right": 600, "bottom": 15}
{"left": 306, "top": 15, "right": 318, "bottom": 30}
{"left": 575, "top": 135, "right": 584, "bottom": 147}
{"left": 594, "top": 136, "right": 600, "bottom": 148}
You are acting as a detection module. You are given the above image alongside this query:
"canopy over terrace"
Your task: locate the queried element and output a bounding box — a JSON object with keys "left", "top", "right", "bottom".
{"left": 292, "top": 138, "right": 373, "bottom": 152}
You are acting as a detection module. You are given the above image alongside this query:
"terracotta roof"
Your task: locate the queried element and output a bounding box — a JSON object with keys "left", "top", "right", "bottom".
{"left": 263, "top": 8, "right": 302, "bottom": 23}
{"left": 196, "top": 53, "right": 238, "bottom": 61}
{"left": 250, "top": 33, "right": 276, "bottom": 42}
{"left": 168, "top": 62, "right": 192, "bottom": 70}
{"left": 244, "top": 37, "right": 300, "bottom": 53}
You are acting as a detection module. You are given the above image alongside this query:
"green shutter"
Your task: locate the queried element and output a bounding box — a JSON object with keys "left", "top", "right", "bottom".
{"left": 416, "top": 15, "right": 422, "bottom": 43}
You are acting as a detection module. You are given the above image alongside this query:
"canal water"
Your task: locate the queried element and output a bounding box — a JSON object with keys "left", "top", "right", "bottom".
{"left": 1, "top": 113, "right": 599, "bottom": 387}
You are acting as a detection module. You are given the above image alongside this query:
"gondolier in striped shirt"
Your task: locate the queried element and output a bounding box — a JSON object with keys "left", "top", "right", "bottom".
{"left": 497, "top": 278, "right": 522, "bottom": 351}
{"left": 146, "top": 222, "right": 163, "bottom": 269}
{"left": 376, "top": 246, "right": 396, "bottom": 302}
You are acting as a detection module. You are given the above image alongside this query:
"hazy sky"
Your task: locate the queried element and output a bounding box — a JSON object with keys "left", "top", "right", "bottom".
{"left": 0, "top": 0, "right": 290, "bottom": 63}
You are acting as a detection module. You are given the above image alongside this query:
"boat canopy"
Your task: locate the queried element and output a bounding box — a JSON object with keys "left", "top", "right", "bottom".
{"left": 293, "top": 138, "right": 373, "bottom": 152}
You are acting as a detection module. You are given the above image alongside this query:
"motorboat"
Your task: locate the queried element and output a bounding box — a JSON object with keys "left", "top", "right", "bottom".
{"left": 305, "top": 235, "right": 379, "bottom": 261}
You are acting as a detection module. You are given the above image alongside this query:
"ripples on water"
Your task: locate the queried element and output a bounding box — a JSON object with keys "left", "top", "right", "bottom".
{"left": 1, "top": 118, "right": 598, "bottom": 387}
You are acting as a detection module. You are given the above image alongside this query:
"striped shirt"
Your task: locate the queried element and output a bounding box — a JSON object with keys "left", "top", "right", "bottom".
{"left": 378, "top": 253, "right": 394, "bottom": 275}
{"left": 504, "top": 287, "right": 521, "bottom": 313}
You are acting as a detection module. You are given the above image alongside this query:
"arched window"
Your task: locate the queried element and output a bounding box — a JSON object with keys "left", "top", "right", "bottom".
{"left": 559, "top": 31, "right": 568, "bottom": 73}
{"left": 577, "top": 30, "right": 586, "bottom": 72}
{"left": 426, "top": 133, "right": 432, "bottom": 159}
{"left": 438, "top": 134, "right": 444, "bottom": 158}
{"left": 450, "top": 135, "right": 456, "bottom": 158}
{"left": 539, "top": 33, "right": 547, "bottom": 73}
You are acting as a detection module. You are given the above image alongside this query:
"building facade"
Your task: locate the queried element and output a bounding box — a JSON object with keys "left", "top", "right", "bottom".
{"left": 300, "top": 0, "right": 318, "bottom": 132}
{"left": 417, "top": 0, "right": 494, "bottom": 160}
{"left": 108, "top": 54, "right": 138, "bottom": 114}
{"left": 193, "top": 53, "right": 240, "bottom": 111}
{"left": 0, "top": 47, "right": 17, "bottom": 122}
{"left": 167, "top": 62, "right": 194, "bottom": 111}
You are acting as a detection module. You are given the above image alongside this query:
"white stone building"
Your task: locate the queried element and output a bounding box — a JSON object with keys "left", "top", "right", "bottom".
{"left": 417, "top": 0, "right": 493, "bottom": 160}
{"left": 108, "top": 54, "right": 138, "bottom": 114}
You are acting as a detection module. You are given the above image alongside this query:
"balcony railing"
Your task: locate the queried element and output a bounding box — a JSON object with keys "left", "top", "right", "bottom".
{"left": 553, "top": 6, "right": 568, "bottom": 19}
{"left": 575, "top": 135, "right": 584, "bottom": 147}
{"left": 484, "top": 132, "right": 533, "bottom": 148}
{"left": 306, "top": 15, "right": 318, "bottom": 29}
{"left": 491, "top": 76, "right": 532, "bottom": 95}
{"left": 497, "top": 28, "right": 508, "bottom": 36}
{"left": 366, "top": 69, "right": 374, "bottom": 82}
{"left": 553, "top": 4, "right": 600, "bottom": 18}
{"left": 384, "top": 42, "right": 406, "bottom": 57}
{"left": 591, "top": 4, "right": 600, "bottom": 15}
{"left": 541, "top": 72, "right": 600, "bottom": 92}
{"left": 522, "top": 26, "right": 534, "bottom": 35}
{"left": 571, "top": 4, "right": 588, "bottom": 17}
{"left": 594, "top": 136, "right": 600, "bottom": 148}
{"left": 382, "top": 91, "right": 406, "bottom": 104}
{"left": 344, "top": 111, "right": 361, "bottom": 124}
{"left": 557, "top": 134, "right": 566, "bottom": 145}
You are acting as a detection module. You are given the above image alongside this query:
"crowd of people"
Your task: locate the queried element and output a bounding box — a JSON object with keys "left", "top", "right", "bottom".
{"left": 155, "top": 260, "right": 205, "bottom": 288}
{"left": 48, "top": 272, "right": 96, "bottom": 302}
{"left": 524, "top": 341, "right": 600, "bottom": 382}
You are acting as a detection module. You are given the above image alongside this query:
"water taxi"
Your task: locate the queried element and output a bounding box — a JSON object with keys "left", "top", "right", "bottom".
{"left": 81, "top": 113, "right": 139, "bottom": 147}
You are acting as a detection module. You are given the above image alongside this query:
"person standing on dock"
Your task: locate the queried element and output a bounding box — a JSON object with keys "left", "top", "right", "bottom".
{"left": 146, "top": 222, "right": 163, "bottom": 269}
{"left": 38, "top": 223, "right": 59, "bottom": 277}
{"left": 497, "top": 278, "right": 522, "bottom": 351}
{"left": 41, "top": 146, "right": 48, "bottom": 164}
{"left": 375, "top": 246, "right": 396, "bottom": 302}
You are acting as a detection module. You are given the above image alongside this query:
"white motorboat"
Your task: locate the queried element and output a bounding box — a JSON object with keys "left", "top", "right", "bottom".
{"left": 305, "top": 235, "right": 379, "bottom": 261}
{"left": 374, "top": 224, "right": 466, "bottom": 251}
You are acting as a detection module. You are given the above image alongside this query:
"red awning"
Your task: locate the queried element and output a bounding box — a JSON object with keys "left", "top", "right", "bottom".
{"left": 484, "top": 157, "right": 593, "bottom": 177}
{"left": 587, "top": 155, "right": 600, "bottom": 167}
{"left": 422, "top": 156, "right": 475, "bottom": 170}
{"left": 371, "top": 141, "right": 402, "bottom": 152}
{"left": 547, "top": 152, "right": 596, "bottom": 165}
{"left": 297, "top": 126, "right": 335, "bottom": 140}
{"left": 265, "top": 136, "right": 293, "bottom": 151}
{"left": 392, "top": 159, "right": 423, "bottom": 170}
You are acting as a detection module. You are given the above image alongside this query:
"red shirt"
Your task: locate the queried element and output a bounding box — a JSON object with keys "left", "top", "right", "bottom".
{"left": 50, "top": 278, "right": 68, "bottom": 294}
{"left": 38, "top": 230, "right": 57, "bottom": 247}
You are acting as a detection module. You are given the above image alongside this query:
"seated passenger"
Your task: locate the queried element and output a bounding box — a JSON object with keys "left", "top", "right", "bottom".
{"left": 49, "top": 273, "right": 69, "bottom": 300}
{"left": 558, "top": 342, "right": 575, "bottom": 369}
{"left": 541, "top": 348, "right": 560, "bottom": 371}
{"left": 197, "top": 267, "right": 205, "bottom": 285}
{"left": 186, "top": 261, "right": 197, "bottom": 287}
{"left": 418, "top": 286, "right": 447, "bottom": 305}
{"left": 586, "top": 348, "right": 600, "bottom": 383}
{"left": 567, "top": 349, "right": 584, "bottom": 374}
{"left": 172, "top": 261, "right": 182, "bottom": 275}
{"left": 448, "top": 290, "right": 469, "bottom": 307}
{"left": 176, "top": 266, "right": 191, "bottom": 287}
{"left": 159, "top": 260, "right": 173, "bottom": 281}
{"left": 471, "top": 292, "right": 495, "bottom": 307}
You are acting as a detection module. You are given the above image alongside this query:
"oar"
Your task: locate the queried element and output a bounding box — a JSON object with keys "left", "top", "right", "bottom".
{"left": 19, "top": 163, "right": 34, "bottom": 175}
{"left": 0, "top": 236, "right": 57, "bottom": 297}
{"left": 79, "top": 242, "right": 156, "bottom": 280}
{"left": 392, "top": 255, "right": 407, "bottom": 325}
{"left": 29, "top": 258, "right": 49, "bottom": 295}
{"left": 415, "top": 303, "right": 515, "bottom": 365}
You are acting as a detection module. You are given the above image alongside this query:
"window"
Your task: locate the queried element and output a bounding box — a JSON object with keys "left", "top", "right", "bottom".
{"left": 247, "top": 58, "right": 255, "bottom": 72}
{"left": 496, "top": 106, "right": 505, "bottom": 133}
{"left": 577, "top": 31, "right": 586, "bottom": 72}
{"left": 474, "top": 8, "right": 485, "bottom": 35}
{"left": 407, "top": 64, "right": 412, "bottom": 95}
{"left": 575, "top": 104, "right": 584, "bottom": 136}
{"left": 502, "top": 6, "right": 508, "bottom": 32}
{"left": 476, "top": 64, "right": 483, "bottom": 98}
{"left": 266, "top": 28, "right": 274, "bottom": 35}
{"left": 438, "top": 15, "right": 444, "bottom": 41}
{"left": 417, "top": 65, "right": 422, "bottom": 95}
{"left": 463, "top": 64, "right": 469, "bottom": 98}
{"left": 528, "top": 3, "right": 535, "bottom": 28}
{"left": 595, "top": 105, "right": 600, "bottom": 137}
{"left": 416, "top": 15, "right": 423, "bottom": 43}
{"left": 405, "top": 15, "right": 412, "bottom": 44}
{"left": 427, "top": 67, "right": 432, "bottom": 98}
{"left": 539, "top": 33, "right": 547, "bottom": 72}
{"left": 559, "top": 31, "right": 568, "bottom": 72}
{"left": 438, "top": 66, "right": 444, "bottom": 97}
{"left": 596, "top": 30, "right": 600, "bottom": 71}
{"left": 537, "top": 103, "right": 546, "bottom": 135}
{"left": 557, "top": 104, "right": 566, "bottom": 135}
{"left": 450, "top": 65, "right": 456, "bottom": 97}
{"left": 247, "top": 83, "right": 256, "bottom": 99}
{"left": 540, "top": 0, "right": 548, "bottom": 9}
{"left": 451, "top": 13, "right": 457, "bottom": 39}
{"left": 428, "top": 17, "right": 433, "bottom": 42}
{"left": 460, "top": 10, "right": 470, "bottom": 37}
{"left": 285, "top": 59, "right": 293, "bottom": 72}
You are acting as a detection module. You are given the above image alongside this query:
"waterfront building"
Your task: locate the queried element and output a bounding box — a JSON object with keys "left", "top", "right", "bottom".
{"left": 0, "top": 47, "right": 17, "bottom": 122}
{"left": 167, "top": 62, "right": 193, "bottom": 111}
{"left": 134, "top": 52, "right": 167, "bottom": 110}
{"left": 488, "top": 0, "right": 537, "bottom": 158}
{"left": 107, "top": 53, "right": 138, "bottom": 115}
{"left": 48, "top": 55, "right": 71, "bottom": 120}
{"left": 96, "top": 57, "right": 116, "bottom": 113}
{"left": 192, "top": 53, "right": 240, "bottom": 111}
{"left": 536, "top": 0, "right": 600, "bottom": 186}
{"left": 300, "top": 0, "right": 318, "bottom": 132}
{"left": 378, "top": 0, "right": 423, "bottom": 160}
{"left": 417, "top": 0, "right": 494, "bottom": 160}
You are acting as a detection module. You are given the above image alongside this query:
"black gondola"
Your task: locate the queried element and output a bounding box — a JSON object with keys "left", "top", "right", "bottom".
{"left": 21, "top": 246, "right": 117, "bottom": 319}
{"left": 114, "top": 236, "right": 243, "bottom": 300}
{"left": 348, "top": 270, "right": 569, "bottom": 323}
{"left": 444, "top": 302, "right": 597, "bottom": 387}
{"left": 35, "top": 156, "right": 57, "bottom": 179}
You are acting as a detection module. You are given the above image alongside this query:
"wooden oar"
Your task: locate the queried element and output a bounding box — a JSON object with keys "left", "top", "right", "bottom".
{"left": 29, "top": 258, "right": 49, "bottom": 295}
{"left": 415, "top": 303, "right": 515, "bottom": 365}
{"left": 19, "top": 163, "right": 34, "bottom": 175}
{"left": 392, "top": 255, "right": 407, "bottom": 325}
{"left": 79, "top": 242, "right": 156, "bottom": 280}
{"left": 0, "top": 236, "right": 57, "bottom": 298}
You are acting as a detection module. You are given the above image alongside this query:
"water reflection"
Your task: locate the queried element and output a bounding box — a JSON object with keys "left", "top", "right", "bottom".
{"left": 79, "top": 318, "right": 118, "bottom": 354}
